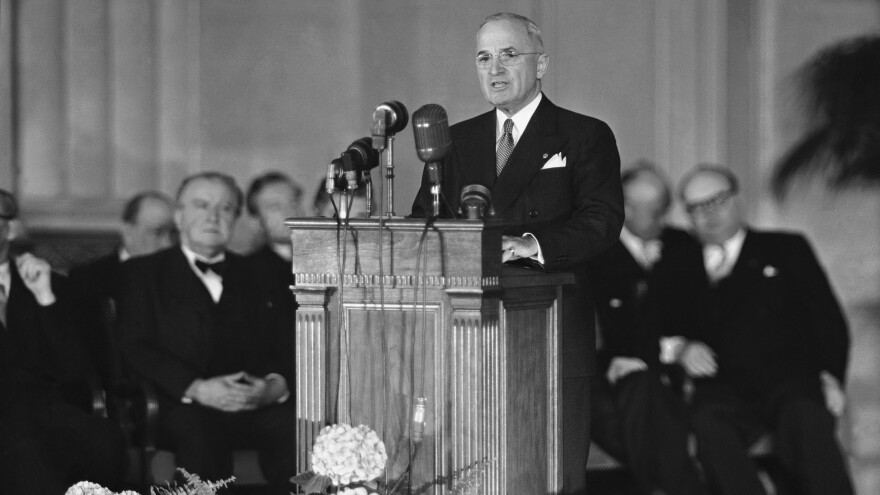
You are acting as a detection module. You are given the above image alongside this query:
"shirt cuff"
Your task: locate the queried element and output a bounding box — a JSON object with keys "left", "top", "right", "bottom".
{"left": 522, "top": 233, "right": 545, "bottom": 265}
{"left": 265, "top": 373, "right": 290, "bottom": 404}
{"left": 660, "top": 336, "right": 688, "bottom": 364}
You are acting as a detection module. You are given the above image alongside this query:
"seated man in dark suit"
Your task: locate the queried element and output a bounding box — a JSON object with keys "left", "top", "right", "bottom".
{"left": 0, "top": 189, "right": 126, "bottom": 495}
{"left": 666, "top": 164, "right": 853, "bottom": 495}
{"left": 71, "top": 190, "right": 176, "bottom": 300}
{"left": 244, "top": 171, "right": 304, "bottom": 384}
{"left": 118, "top": 172, "right": 296, "bottom": 494}
{"left": 587, "top": 163, "right": 705, "bottom": 495}
{"left": 69, "top": 191, "right": 176, "bottom": 384}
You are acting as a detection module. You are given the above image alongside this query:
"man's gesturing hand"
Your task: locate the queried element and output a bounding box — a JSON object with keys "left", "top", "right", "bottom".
{"left": 16, "top": 253, "right": 56, "bottom": 306}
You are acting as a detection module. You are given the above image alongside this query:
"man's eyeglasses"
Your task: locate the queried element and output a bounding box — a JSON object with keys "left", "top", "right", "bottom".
{"left": 476, "top": 49, "right": 542, "bottom": 69}
{"left": 684, "top": 189, "right": 735, "bottom": 215}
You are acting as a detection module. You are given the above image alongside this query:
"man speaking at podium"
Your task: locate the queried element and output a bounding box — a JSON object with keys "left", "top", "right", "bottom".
{"left": 411, "top": 12, "right": 623, "bottom": 493}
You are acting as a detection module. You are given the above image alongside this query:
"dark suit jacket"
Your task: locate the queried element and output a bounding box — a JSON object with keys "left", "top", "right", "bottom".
{"left": 587, "top": 228, "right": 697, "bottom": 375}
{"left": 668, "top": 229, "right": 849, "bottom": 407}
{"left": 0, "top": 265, "right": 85, "bottom": 412}
{"left": 69, "top": 252, "right": 124, "bottom": 383}
{"left": 244, "top": 244, "right": 296, "bottom": 385}
{"left": 69, "top": 252, "right": 124, "bottom": 302}
{"left": 118, "top": 246, "right": 285, "bottom": 405}
{"left": 411, "top": 95, "right": 623, "bottom": 271}
{"left": 411, "top": 95, "right": 623, "bottom": 377}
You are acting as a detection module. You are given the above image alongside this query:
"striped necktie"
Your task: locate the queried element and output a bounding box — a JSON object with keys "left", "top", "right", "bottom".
{"left": 496, "top": 118, "right": 514, "bottom": 176}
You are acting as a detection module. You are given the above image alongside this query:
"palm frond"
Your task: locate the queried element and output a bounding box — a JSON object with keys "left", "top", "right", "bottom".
{"left": 772, "top": 34, "right": 880, "bottom": 197}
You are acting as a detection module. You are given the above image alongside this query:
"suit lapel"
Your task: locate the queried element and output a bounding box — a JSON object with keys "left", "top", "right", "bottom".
{"left": 452, "top": 110, "right": 496, "bottom": 191}
{"left": 491, "top": 97, "right": 563, "bottom": 215}
{"left": 716, "top": 231, "right": 761, "bottom": 312}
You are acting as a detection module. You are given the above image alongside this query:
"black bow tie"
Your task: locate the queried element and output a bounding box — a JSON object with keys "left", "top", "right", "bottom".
{"left": 195, "top": 259, "right": 227, "bottom": 276}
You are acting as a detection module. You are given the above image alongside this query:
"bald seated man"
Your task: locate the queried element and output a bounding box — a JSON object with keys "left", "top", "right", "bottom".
{"left": 69, "top": 191, "right": 176, "bottom": 384}
{"left": 586, "top": 162, "right": 705, "bottom": 495}
{"left": 665, "top": 164, "right": 853, "bottom": 495}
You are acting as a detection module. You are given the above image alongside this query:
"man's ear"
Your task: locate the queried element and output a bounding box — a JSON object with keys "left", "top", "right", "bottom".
{"left": 173, "top": 209, "right": 183, "bottom": 231}
{"left": 6, "top": 219, "right": 22, "bottom": 242}
{"left": 536, "top": 53, "right": 549, "bottom": 80}
{"left": 120, "top": 222, "right": 135, "bottom": 249}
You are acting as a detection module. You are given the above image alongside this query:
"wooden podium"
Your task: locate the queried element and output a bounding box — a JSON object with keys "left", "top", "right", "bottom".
{"left": 288, "top": 217, "right": 574, "bottom": 494}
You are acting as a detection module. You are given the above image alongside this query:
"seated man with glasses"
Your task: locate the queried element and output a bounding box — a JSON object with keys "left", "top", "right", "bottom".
{"left": 411, "top": 12, "right": 623, "bottom": 494}
{"left": 662, "top": 164, "right": 853, "bottom": 495}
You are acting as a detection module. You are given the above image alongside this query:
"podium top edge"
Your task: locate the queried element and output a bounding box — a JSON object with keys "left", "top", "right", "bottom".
{"left": 285, "top": 217, "right": 508, "bottom": 232}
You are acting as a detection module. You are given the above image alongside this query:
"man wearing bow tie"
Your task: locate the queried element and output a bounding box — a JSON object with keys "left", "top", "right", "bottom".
{"left": 119, "top": 172, "right": 295, "bottom": 493}
{"left": 665, "top": 164, "right": 853, "bottom": 495}
{"left": 411, "top": 12, "right": 623, "bottom": 493}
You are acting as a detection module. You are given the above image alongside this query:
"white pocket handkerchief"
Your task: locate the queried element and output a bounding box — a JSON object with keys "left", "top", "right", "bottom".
{"left": 541, "top": 153, "right": 566, "bottom": 170}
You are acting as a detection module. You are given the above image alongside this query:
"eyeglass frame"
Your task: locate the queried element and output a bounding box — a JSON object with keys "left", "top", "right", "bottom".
{"left": 684, "top": 189, "right": 736, "bottom": 215}
{"left": 475, "top": 49, "right": 543, "bottom": 69}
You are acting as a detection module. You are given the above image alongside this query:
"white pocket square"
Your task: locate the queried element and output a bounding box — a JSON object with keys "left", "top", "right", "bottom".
{"left": 541, "top": 153, "right": 566, "bottom": 170}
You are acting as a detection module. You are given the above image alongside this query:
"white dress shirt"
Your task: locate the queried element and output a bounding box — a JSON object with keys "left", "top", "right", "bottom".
{"left": 497, "top": 93, "right": 546, "bottom": 264}
{"left": 619, "top": 227, "right": 663, "bottom": 270}
{"left": 703, "top": 228, "right": 746, "bottom": 281}
{"left": 180, "top": 244, "right": 225, "bottom": 303}
{"left": 0, "top": 260, "right": 10, "bottom": 297}
{"left": 495, "top": 92, "right": 542, "bottom": 148}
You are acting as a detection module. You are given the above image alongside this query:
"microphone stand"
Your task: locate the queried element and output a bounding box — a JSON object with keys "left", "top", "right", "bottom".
{"left": 383, "top": 136, "right": 396, "bottom": 217}
{"left": 363, "top": 170, "right": 373, "bottom": 217}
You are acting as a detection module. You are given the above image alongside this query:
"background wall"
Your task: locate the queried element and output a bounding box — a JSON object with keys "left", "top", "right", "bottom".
{"left": 2, "top": 0, "right": 880, "bottom": 491}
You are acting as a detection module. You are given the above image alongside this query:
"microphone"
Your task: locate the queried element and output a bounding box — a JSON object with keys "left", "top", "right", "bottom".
{"left": 412, "top": 104, "right": 451, "bottom": 165}
{"left": 346, "top": 137, "right": 380, "bottom": 172}
{"left": 340, "top": 137, "right": 380, "bottom": 191}
{"left": 341, "top": 153, "right": 359, "bottom": 191}
{"left": 413, "top": 104, "right": 451, "bottom": 217}
{"left": 371, "top": 101, "right": 409, "bottom": 150}
{"left": 460, "top": 184, "right": 492, "bottom": 219}
{"left": 326, "top": 158, "right": 343, "bottom": 195}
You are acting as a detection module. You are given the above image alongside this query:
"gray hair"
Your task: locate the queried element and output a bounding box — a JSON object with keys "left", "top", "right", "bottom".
{"left": 480, "top": 13, "right": 544, "bottom": 53}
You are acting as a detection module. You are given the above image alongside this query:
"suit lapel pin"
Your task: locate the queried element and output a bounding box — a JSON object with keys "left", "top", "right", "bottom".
{"left": 542, "top": 153, "right": 548, "bottom": 159}
{"left": 763, "top": 265, "right": 778, "bottom": 277}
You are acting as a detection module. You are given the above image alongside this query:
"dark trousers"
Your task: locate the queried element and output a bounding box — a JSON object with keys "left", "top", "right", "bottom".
{"left": 562, "top": 376, "right": 591, "bottom": 494}
{"left": 591, "top": 369, "right": 706, "bottom": 495}
{"left": 691, "top": 384, "right": 853, "bottom": 495}
{"left": 0, "top": 400, "right": 127, "bottom": 495}
{"left": 159, "top": 401, "right": 297, "bottom": 494}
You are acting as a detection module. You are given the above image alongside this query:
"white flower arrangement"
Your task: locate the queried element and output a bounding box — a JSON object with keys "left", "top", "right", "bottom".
{"left": 312, "top": 424, "right": 387, "bottom": 486}
{"left": 291, "top": 423, "right": 387, "bottom": 494}
{"left": 65, "top": 481, "right": 139, "bottom": 495}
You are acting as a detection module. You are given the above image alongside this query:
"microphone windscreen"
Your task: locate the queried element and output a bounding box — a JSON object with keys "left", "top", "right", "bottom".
{"left": 412, "top": 103, "right": 451, "bottom": 164}
{"left": 460, "top": 184, "right": 492, "bottom": 219}
{"left": 377, "top": 101, "right": 409, "bottom": 135}
{"left": 347, "top": 137, "right": 380, "bottom": 170}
